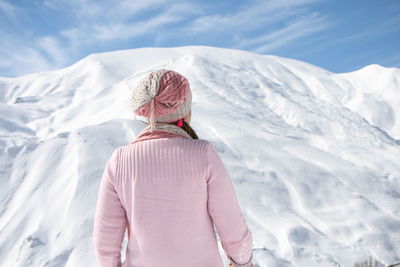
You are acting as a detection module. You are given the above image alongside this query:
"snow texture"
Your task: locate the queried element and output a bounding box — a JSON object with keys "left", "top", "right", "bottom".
{"left": 0, "top": 46, "right": 399, "bottom": 267}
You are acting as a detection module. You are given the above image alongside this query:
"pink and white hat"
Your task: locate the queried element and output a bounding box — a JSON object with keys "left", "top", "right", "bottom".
{"left": 131, "top": 69, "right": 192, "bottom": 133}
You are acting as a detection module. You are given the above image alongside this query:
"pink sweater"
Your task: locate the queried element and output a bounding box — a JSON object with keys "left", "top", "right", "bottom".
{"left": 93, "top": 130, "right": 253, "bottom": 266}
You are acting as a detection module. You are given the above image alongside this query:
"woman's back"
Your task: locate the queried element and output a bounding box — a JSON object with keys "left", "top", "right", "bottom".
{"left": 93, "top": 134, "right": 253, "bottom": 266}
{"left": 122, "top": 136, "right": 223, "bottom": 266}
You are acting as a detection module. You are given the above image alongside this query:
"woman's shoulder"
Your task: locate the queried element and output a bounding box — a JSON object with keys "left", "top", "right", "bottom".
{"left": 168, "top": 137, "right": 211, "bottom": 154}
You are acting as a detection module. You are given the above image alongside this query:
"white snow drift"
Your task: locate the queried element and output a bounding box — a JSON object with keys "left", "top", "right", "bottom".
{"left": 0, "top": 46, "right": 399, "bottom": 267}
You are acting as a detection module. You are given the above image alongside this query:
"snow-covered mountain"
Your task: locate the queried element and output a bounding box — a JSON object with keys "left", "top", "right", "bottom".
{"left": 0, "top": 46, "right": 399, "bottom": 267}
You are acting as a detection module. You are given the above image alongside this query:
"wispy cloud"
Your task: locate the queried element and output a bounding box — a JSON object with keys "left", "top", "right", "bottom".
{"left": 0, "top": 0, "right": 327, "bottom": 76}
{"left": 286, "top": 12, "right": 400, "bottom": 69}
{"left": 42, "top": 0, "right": 172, "bottom": 26}
{"left": 37, "top": 36, "right": 69, "bottom": 67}
{"left": 0, "top": 1, "right": 18, "bottom": 23}
{"left": 0, "top": 31, "right": 53, "bottom": 76}
{"left": 234, "top": 13, "right": 329, "bottom": 53}
{"left": 69, "top": 2, "right": 199, "bottom": 41}
{"left": 1, "top": 0, "right": 397, "bottom": 76}
{"left": 0, "top": 2, "right": 69, "bottom": 76}
{"left": 184, "top": 0, "right": 319, "bottom": 34}
{"left": 0, "top": 0, "right": 184, "bottom": 76}
{"left": 329, "top": 13, "right": 400, "bottom": 45}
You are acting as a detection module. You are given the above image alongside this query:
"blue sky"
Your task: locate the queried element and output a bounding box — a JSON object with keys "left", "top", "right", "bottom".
{"left": 0, "top": 0, "right": 399, "bottom": 77}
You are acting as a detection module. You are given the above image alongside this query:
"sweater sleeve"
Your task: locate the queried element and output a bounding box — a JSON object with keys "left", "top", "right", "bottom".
{"left": 93, "top": 148, "right": 128, "bottom": 267}
{"left": 205, "top": 142, "right": 253, "bottom": 265}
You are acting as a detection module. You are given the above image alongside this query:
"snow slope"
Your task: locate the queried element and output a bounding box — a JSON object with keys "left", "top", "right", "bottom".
{"left": 0, "top": 46, "right": 399, "bottom": 267}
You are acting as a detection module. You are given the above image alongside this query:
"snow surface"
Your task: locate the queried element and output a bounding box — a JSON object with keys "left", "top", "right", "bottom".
{"left": 0, "top": 46, "right": 399, "bottom": 267}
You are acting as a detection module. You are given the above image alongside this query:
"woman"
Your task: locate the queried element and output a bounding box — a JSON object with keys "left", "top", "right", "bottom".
{"left": 93, "top": 69, "right": 254, "bottom": 267}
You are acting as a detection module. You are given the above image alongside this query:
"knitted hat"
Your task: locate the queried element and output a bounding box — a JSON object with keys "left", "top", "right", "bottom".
{"left": 131, "top": 69, "right": 192, "bottom": 133}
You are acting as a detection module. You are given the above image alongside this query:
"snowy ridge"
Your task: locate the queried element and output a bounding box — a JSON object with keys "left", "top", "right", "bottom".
{"left": 0, "top": 46, "right": 399, "bottom": 266}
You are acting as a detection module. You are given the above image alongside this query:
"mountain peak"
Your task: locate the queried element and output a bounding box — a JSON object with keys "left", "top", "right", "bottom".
{"left": 1, "top": 46, "right": 400, "bottom": 267}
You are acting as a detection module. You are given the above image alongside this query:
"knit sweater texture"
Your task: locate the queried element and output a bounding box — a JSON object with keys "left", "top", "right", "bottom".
{"left": 93, "top": 130, "right": 253, "bottom": 267}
